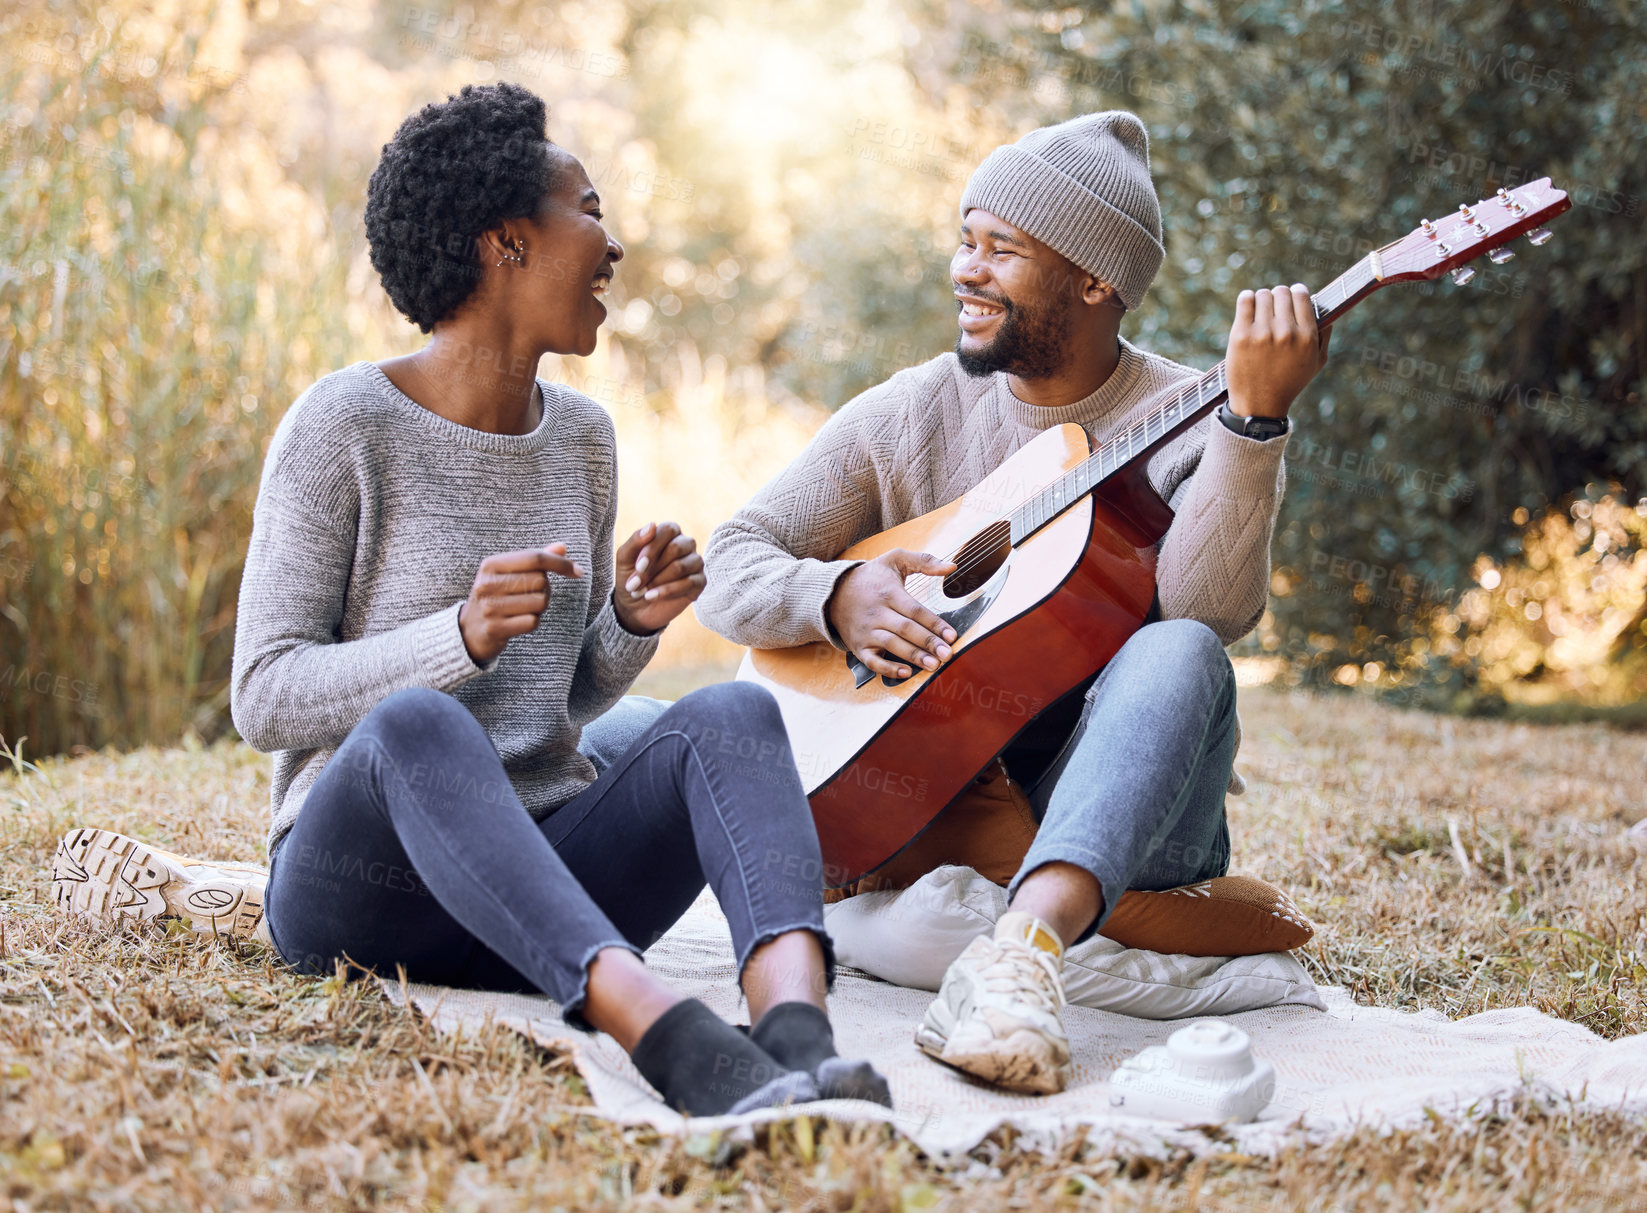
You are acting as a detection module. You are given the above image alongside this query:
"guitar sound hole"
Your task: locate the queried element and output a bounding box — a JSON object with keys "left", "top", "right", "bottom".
{"left": 943, "top": 524, "right": 1010, "bottom": 598}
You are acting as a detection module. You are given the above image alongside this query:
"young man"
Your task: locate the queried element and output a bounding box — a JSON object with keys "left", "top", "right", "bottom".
{"left": 695, "top": 111, "right": 1330, "bottom": 1094}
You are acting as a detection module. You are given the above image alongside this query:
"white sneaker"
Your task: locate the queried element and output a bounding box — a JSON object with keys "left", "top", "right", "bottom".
{"left": 914, "top": 910, "right": 1071, "bottom": 1094}
{"left": 51, "top": 827, "right": 271, "bottom": 944}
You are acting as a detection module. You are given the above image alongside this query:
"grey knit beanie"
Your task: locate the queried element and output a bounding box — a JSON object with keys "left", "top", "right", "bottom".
{"left": 959, "top": 111, "right": 1164, "bottom": 310}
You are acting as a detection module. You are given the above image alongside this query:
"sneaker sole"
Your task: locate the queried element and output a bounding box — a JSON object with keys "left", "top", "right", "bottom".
{"left": 914, "top": 1019, "right": 1067, "bottom": 1096}
{"left": 51, "top": 827, "right": 270, "bottom": 942}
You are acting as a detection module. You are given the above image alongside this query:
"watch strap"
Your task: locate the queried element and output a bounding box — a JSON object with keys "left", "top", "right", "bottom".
{"left": 1219, "top": 401, "right": 1290, "bottom": 441}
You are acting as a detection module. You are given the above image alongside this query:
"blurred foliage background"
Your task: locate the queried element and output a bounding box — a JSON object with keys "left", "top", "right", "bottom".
{"left": 1, "top": 0, "right": 1643, "bottom": 757}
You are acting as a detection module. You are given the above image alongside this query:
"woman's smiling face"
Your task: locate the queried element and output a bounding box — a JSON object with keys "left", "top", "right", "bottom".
{"left": 508, "top": 146, "right": 624, "bottom": 357}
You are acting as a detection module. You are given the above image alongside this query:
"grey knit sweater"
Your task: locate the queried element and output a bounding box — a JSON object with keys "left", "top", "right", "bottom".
{"left": 696, "top": 338, "right": 1290, "bottom": 791}
{"left": 231, "top": 362, "right": 658, "bottom": 856}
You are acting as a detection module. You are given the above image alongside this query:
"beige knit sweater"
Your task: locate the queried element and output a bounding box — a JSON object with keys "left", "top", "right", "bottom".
{"left": 696, "top": 338, "right": 1291, "bottom": 791}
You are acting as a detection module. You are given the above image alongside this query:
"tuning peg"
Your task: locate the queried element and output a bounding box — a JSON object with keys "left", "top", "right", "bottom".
{"left": 1489, "top": 247, "right": 1515, "bottom": 264}
{"left": 1526, "top": 227, "right": 1553, "bottom": 246}
{"left": 1450, "top": 266, "right": 1477, "bottom": 286}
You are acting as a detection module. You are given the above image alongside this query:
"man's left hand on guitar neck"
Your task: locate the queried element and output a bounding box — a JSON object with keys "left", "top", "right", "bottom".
{"left": 1224, "top": 283, "right": 1332, "bottom": 420}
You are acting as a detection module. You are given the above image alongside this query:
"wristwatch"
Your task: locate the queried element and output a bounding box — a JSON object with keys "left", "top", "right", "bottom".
{"left": 1218, "top": 400, "right": 1290, "bottom": 441}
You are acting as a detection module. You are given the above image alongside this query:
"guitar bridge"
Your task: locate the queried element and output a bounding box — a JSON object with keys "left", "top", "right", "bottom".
{"left": 847, "top": 557, "right": 1013, "bottom": 689}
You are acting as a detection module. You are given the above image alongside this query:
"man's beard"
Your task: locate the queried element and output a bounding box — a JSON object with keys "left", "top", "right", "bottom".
{"left": 954, "top": 293, "right": 1072, "bottom": 380}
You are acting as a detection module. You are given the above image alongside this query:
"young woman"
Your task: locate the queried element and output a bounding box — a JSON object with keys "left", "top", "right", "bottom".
{"left": 226, "top": 82, "right": 887, "bottom": 1115}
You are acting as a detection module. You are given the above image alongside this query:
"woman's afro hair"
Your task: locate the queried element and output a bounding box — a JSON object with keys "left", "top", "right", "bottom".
{"left": 364, "top": 82, "right": 558, "bottom": 332}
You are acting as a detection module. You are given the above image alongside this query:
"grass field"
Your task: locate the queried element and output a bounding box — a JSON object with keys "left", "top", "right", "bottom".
{"left": 1, "top": 681, "right": 1644, "bottom": 1211}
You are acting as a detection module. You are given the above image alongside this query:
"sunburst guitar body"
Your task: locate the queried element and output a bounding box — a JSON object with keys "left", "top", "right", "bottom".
{"left": 738, "top": 424, "right": 1170, "bottom": 884}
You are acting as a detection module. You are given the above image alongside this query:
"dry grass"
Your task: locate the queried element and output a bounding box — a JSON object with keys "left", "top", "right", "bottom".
{"left": 1, "top": 685, "right": 1645, "bottom": 1211}
{"left": 1234, "top": 684, "right": 1647, "bottom": 1041}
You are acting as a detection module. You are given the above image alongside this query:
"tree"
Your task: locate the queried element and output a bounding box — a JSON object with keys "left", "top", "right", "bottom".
{"left": 893, "top": 0, "right": 1645, "bottom": 704}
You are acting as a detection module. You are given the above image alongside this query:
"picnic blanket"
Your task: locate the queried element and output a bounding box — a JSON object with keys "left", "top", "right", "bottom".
{"left": 380, "top": 889, "right": 1647, "bottom": 1158}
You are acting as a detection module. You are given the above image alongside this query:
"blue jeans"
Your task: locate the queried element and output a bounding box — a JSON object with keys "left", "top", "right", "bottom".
{"left": 264, "top": 683, "right": 832, "bottom": 1026}
{"left": 578, "top": 694, "right": 670, "bottom": 773}
{"left": 1010, "top": 619, "right": 1236, "bottom": 939}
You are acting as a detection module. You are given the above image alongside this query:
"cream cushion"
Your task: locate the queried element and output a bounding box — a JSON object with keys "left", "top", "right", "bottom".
{"left": 824, "top": 865, "right": 1326, "bottom": 1018}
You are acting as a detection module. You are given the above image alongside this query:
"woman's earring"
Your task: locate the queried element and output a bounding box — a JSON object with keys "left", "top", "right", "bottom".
{"left": 497, "top": 242, "right": 525, "bottom": 267}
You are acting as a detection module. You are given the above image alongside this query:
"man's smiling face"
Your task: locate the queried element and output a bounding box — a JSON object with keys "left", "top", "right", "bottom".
{"left": 950, "top": 209, "right": 1082, "bottom": 381}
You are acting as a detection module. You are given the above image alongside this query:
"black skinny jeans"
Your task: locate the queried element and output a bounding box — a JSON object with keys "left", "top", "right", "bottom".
{"left": 264, "top": 682, "right": 834, "bottom": 1025}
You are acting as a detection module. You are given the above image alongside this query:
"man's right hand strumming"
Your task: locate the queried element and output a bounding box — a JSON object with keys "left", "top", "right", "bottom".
{"left": 825, "top": 548, "right": 960, "bottom": 680}
{"left": 459, "top": 543, "right": 584, "bottom": 664}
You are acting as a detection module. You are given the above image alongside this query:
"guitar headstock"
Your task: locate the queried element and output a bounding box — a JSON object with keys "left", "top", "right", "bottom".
{"left": 1372, "top": 177, "right": 1572, "bottom": 286}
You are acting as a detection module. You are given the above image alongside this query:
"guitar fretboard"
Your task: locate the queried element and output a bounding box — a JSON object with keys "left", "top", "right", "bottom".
{"left": 1007, "top": 254, "right": 1380, "bottom": 545}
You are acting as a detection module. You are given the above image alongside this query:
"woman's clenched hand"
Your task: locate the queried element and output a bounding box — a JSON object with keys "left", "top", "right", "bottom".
{"left": 613, "top": 521, "right": 705, "bottom": 635}
{"left": 458, "top": 543, "right": 582, "bottom": 663}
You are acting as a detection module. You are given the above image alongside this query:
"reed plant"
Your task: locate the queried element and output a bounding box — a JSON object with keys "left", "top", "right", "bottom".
{"left": 0, "top": 9, "right": 821, "bottom": 755}
{"left": 1, "top": 25, "right": 358, "bottom": 755}
{"left": 5, "top": 0, "right": 1641, "bottom": 759}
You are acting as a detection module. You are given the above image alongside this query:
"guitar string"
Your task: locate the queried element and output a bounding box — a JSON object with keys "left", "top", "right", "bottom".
{"left": 896, "top": 350, "right": 1255, "bottom": 603}
{"left": 898, "top": 361, "right": 1228, "bottom": 601}
{"left": 898, "top": 389, "right": 1178, "bottom": 599}
{"left": 894, "top": 261, "right": 1366, "bottom": 609}
{"left": 859, "top": 198, "right": 1546, "bottom": 641}
{"left": 897, "top": 367, "right": 1225, "bottom": 605}
{"left": 896, "top": 410, "right": 1147, "bottom": 606}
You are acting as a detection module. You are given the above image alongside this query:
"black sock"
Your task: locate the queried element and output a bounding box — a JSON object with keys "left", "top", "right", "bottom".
{"left": 751, "top": 1001, "right": 892, "bottom": 1107}
{"left": 750, "top": 1001, "right": 838, "bottom": 1075}
{"left": 630, "top": 999, "right": 802, "bottom": 1116}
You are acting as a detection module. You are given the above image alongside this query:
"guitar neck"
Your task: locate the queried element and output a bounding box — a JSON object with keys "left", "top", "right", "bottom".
{"left": 1007, "top": 254, "right": 1385, "bottom": 545}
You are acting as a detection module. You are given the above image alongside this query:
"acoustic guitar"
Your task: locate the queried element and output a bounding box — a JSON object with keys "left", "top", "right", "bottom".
{"left": 738, "top": 179, "right": 1572, "bottom": 886}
